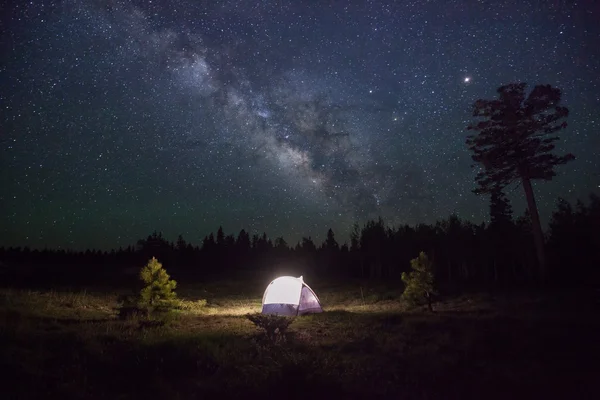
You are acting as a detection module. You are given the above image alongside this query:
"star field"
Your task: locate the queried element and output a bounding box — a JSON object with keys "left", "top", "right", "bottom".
{"left": 1, "top": 0, "right": 599, "bottom": 250}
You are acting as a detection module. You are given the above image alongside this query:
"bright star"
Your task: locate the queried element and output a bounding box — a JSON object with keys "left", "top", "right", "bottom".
{"left": 464, "top": 77, "right": 471, "bottom": 83}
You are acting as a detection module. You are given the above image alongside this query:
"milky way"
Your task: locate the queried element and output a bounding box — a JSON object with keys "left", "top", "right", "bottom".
{"left": 1, "top": 0, "right": 599, "bottom": 250}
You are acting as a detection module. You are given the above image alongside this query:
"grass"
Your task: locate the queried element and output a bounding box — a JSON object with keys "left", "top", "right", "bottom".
{"left": 1, "top": 281, "right": 599, "bottom": 399}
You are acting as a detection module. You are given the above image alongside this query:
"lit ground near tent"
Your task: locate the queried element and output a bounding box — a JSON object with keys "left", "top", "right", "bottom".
{"left": 1, "top": 282, "right": 599, "bottom": 399}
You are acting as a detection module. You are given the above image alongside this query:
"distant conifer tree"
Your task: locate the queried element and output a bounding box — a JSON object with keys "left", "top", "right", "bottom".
{"left": 274, "top": 237, "right": 288, "bottom": 250}
{"left": 350, "top": 222, "right": 361, "bottom": 252}
{"left": 323, "top": 228, "right": 340, "bottom": 251}
{"left": 488, "top": 187, "right": 515, "bottom": 282}
{"left": 176, "top": 235, "right": 187, "bottom": 251}
{"left": 216, "top": 226, "right": 225, "bottom": 247}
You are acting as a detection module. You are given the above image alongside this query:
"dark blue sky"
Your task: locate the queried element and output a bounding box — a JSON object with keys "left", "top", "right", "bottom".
{"left": 1, "top": 0, "right": 599, "bottom": 250}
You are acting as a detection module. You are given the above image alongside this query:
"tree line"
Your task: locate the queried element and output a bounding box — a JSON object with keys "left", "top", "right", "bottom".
{"left": 1, "top": 193, "right": 598, "bottom": 289}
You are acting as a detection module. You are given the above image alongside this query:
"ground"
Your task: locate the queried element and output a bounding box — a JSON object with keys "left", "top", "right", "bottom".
{"left": 1, "top": 279, "right": 599, "bottom": 399}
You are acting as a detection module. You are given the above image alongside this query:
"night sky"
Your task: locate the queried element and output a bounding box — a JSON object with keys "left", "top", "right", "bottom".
{"left": 2, "top": 0, "right": 599, "bottom": 250}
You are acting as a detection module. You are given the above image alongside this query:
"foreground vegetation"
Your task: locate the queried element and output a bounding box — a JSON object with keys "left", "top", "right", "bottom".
{"left": 1, "top": 281, "right": 599, "bottom": 399}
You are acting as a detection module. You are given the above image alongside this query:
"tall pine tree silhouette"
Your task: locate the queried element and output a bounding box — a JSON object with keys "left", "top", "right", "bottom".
{"left": 466, "top": 83, "right": 574, "bottom": 281}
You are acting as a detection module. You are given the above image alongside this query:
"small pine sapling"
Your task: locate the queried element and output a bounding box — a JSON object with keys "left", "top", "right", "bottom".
{"left": 402, "top": 251, "right": 437, "bottom": 312}
{"left": 139, "top": 257, "right": 178, "bottom": 309}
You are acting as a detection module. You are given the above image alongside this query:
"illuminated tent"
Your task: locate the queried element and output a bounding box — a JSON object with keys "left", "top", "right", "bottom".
{"left": 261, "top": 276, "right": 323, "bottom": 316}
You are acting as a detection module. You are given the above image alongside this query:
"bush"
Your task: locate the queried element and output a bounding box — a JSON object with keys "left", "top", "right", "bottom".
{"left": 117, "top": 305, "right": 150, "bottom": 320}
{"left": 402, "top": 251, "right": 437, "bottom": 312}
{"left": 246, "top": 313, "right": 295, "bottom": 343}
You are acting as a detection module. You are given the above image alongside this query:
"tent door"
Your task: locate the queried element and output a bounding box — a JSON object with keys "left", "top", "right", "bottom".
{"left": 298, "top": 286, "right": 321, "bottom": 314}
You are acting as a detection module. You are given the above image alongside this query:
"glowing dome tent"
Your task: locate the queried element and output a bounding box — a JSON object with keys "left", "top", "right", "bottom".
{"left": 261, "top": 276, "right": 323, "bottom": 316}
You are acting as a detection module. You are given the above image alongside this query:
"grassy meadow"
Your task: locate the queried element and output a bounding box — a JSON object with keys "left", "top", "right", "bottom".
{"left": 1, "top": 279, "right": 599, "bottom": 399}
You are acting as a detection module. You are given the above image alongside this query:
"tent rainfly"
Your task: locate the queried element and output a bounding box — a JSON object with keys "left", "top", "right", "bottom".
{"left": 261, "top": 276, "right": 323, "bottom": 316}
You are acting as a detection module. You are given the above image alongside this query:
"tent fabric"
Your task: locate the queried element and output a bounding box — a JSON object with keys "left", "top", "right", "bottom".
{"left": 261, "top": 303, "right": 299, "bottom": 316}
{"left": 261, "top": 276, "right": 323, "bottom": 316}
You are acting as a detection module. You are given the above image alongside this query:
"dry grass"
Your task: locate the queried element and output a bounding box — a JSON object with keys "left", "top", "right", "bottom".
{"left": 0, "top": 282, "right": 599, "bottom": 399}
{"left": 0, "top": 288, "right": 117, "bottom": 319}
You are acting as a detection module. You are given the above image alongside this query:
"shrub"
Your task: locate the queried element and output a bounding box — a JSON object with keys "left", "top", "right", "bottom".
{"left": 402, "top": 251, "right": 437, "bottom": 312}
{"left": 117, "top": 305, "right": 150, "bottom": 320}
{"left": 246, "top": 313, "right": 295, "bottom": 343}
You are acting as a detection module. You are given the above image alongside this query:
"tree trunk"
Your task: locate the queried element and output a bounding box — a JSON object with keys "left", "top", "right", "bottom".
{"left": 521, "top": 177, "right": 546, "bottom": 281}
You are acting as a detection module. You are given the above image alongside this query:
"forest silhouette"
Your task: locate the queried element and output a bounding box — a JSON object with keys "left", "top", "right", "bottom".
{"left": 2, "top": 193, "right": 598, "bottom": 290}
